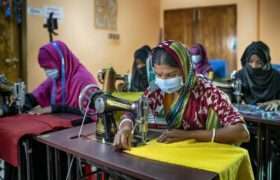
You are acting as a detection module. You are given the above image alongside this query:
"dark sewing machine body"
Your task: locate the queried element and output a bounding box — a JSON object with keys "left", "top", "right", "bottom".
{"left": 0, "top": 74, "right": 26, "bottom": 116}
{"left": 79, "top": 85, "right": 149, "bottom": 146}
{"left": 98, "top": 67, "right": 129, "bottom": 92}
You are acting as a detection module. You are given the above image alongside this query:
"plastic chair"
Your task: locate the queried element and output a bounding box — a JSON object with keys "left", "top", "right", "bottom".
{"left": 272, "top": 64, "right": 280, "bottom": 72}
{"left": 208, "top": 59, "right": 228, "bottom": 78}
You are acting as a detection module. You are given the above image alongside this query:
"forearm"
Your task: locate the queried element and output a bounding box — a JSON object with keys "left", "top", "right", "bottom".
{"left": 51, "top": 105, "right": 81, "bottom": 114}
{"left": 187, "top": 123, "right": 250, "bottom": 144}
{"left": 23, "top": 93, "right": 38, "bottom": 112}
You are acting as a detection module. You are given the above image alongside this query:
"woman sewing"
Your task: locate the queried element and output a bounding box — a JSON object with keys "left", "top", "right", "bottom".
{"left": 235, "top": 41, "right": 280, "bottom": 111}
{"left": 25, "top": 40, "right": 98, "bottom": 115}
{"left": 113, "top": 40, "right": 250, "bottom": 150}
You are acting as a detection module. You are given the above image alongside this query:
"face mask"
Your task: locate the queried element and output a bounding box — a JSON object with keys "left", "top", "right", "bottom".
{"left": 155, "top": 76, "right": 184, "bottom": 94}
{"left": 191, "top": 55, "right": 202, "bottom": 64}
{"left": 45, "top": 69, "right": 59, "bottom": 79}
{"left": 246, "top": 64, "right": 265, "bottom": 76}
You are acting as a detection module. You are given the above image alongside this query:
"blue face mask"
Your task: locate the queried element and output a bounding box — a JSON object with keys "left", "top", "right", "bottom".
{"left": 191, "top": 55, "right": 202, "bottom": 64}
{"left": 155, "top": 76, "right": 184, "bottom": 94}
{"left": 45, "top": 69, "right": 59, "bottom": 79}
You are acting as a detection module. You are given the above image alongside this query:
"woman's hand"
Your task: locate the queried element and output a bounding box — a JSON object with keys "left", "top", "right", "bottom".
{"left": 28, "top": 106, "right": 52, "bottom": 115}
{"left": 258, "top": 100, "right": 280, "bottom": 111}
{"left": 157, "top": 129, "right": 189, "bottom": 143}
{"left": 113, "top": 121, "right": 133, "bottom": 150}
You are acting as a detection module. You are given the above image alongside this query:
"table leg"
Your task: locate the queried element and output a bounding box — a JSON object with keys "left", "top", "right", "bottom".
{"left": 54, "top": 149, "right": 61, "bottom": 180}
{"left": 257, "top": 124, "right": 264, "bottom": 180}
{"left": 66, "top": 154, "right": 72, "bottom": 180}
{"left": 46, "top": 145, "right": 53, "bottom": 180}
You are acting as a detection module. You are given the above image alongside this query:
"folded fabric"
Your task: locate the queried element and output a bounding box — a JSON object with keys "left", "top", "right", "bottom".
{"left": 126, "top": 139, "right": 254, "bottom": 180}
{"left": 0, "top": 114, "right": 73, "bottom": 166}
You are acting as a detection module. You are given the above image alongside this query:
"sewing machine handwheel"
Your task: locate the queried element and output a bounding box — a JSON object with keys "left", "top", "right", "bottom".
{"left": 79, "top": 84, "right": 100, "bottom": 116}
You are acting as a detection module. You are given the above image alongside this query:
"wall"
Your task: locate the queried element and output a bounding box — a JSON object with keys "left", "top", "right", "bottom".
{"left": 26, "top": 0, "right": 160, "bottom": 90}
{"left": 160, "top": 0, "right": 258, "bottom": 70}
{"left": 260, "top": 0, "right": 280, "bottom": 63}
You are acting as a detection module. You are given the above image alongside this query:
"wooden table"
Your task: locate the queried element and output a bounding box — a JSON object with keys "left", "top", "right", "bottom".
{"left": 37, "top": 123, "right": 218, "bottom": 180}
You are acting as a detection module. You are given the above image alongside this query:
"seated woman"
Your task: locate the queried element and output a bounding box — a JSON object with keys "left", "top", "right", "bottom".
{"left": 235, "top": 41, "right": 280, "bottom": 111}
{"left": 96, "top": 45, "right": 152, "bottom": 92}
{"left": 190, "top": 43, "right": 214, "bottom": 80}
{"left": 25, "top": 40, "right": 98, "bottom": 115}
{"left": 4, "top": 40, "right": 99, "bottom": 180}
{"left": 128, "top": 45, "right": 153, "bottom": 91}
{"left": 113, "top": 40, "right": 249, "bottom": 150}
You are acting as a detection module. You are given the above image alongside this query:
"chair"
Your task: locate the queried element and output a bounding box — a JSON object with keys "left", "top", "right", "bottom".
{"left": 272, "top": 64, "right": 280, "bottom": 72}
{"left": 208, "top": 59, "right": 228, "bottom": 78}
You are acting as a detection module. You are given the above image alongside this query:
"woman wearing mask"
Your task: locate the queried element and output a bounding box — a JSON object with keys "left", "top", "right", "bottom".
{"left": 190, "top": 43, "right": 214, "bottom": 80}
{"left": 4, "top": 40, "right": 99, "bottom": 180}
{"left": 128, "top": 45, "right": 153, "bottom": 91}
{"left": 26, "top": 40, "right": 98, "bottom": 114}
{"left": 114, "top": 40, "right": 249, "bottom": 150}
{"left": 235, "top": 41, "right": 280, "bottom": 111}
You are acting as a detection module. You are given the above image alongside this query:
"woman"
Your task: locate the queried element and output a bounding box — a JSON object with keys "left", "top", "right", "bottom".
{"left": 27, "top": 40, "right": 98, "bottom": 114}
{"left": 114, "top": 40, "right": 249, "bottom": 150}
{"left": 129, "top": 45, "right": 153, "bottom": 91}
{"left": 189, "top": 43, "right": 214, "bottom": 80}
{"left": 235, "top": 41, "right": 280, "bottom": 110}
{"left": 4, "top": 40, "right": 99, "bottom": 180}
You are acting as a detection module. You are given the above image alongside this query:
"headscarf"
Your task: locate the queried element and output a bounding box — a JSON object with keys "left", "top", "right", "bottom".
{"left": 236, "top": 41, "right": 280, "bottom": 104}
{"left": 129, "top": 45, "right": 151, "bottom": 91}
{"left": 32, "top": 40, "right": 98, "bottom": 108}
{"left": 189, "top": 43, "right": 212, "bottom": 76}
{"left": 152, "top": 40, "right": 196, "bottom": 128}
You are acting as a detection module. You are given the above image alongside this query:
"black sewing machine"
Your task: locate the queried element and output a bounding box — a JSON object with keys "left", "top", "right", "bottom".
{"left": 0, "top": 74, "right": 25, "bottom": 116}
{"left": 79, "top": 84, "right": 149, "bottom": 145}
{"left": 97, "top": 67, "right": 129, "bottom": 92}
{"left": 212, "top": 78, "right": 242, "bottom": 104}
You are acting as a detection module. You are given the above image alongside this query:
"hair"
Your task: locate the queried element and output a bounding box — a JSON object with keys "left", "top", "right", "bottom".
{"left": 134, "top": 45, "right": 151, "bottom": 62}
{"left": 152, "top": 48, "right": 179, "bottom": 68}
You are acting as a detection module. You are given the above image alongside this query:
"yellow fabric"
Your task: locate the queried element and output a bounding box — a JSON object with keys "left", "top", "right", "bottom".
{"left": 112, "top": 92, "right": 143, "bottom": 102}
{"left": 126, "top": 140, "right": 254, "bottom": 180}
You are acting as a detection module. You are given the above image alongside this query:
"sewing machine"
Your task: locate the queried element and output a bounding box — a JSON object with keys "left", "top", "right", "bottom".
{"left": 212, "top": 78, "right": 243, "bottom": 104}
{"left": 0, "top": 74, "right": 13, "bottom": 95}
{"left": 97, "top": 67, "right": 129, "bottom": 92}
{"left": 0, "top": 74, "right": 26, "bottom": 115}
{"left": 79, "top": 84, "right": 149, "bottom": 145}
{"left": 13, "top": 81, "right": 26, "bottom": 113}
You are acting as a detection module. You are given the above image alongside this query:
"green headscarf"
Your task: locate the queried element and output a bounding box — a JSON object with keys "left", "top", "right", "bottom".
{"left": 154, "top": 40, "right": 196, "bottom": 128}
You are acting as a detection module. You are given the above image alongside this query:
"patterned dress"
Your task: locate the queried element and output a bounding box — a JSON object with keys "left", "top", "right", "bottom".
{"left": 144, "top": 76, "right": 244, "bottom": 130}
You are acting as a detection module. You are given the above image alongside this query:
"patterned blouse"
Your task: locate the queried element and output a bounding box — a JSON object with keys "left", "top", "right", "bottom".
{"left": 144, "top": 76, "right": 244, "bottom": 130}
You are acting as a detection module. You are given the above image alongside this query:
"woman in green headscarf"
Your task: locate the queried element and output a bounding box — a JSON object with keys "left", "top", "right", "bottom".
{"left": 114, "top": 40, "right": 249, "bottom": 150}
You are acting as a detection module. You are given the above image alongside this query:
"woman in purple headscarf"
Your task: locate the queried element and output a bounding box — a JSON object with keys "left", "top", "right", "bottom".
{"left": 189, "top": 43, "right": 214, "bottom": 80}
{"left": 26, "top": 40, "right": 98, "bottom": 114}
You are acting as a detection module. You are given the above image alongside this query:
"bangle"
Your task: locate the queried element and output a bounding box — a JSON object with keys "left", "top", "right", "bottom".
{"left": 211, "top": 128, "right": 216, "bottom": 143}
{"left": 118, "top": 118, "right": 133, "bottom": 130}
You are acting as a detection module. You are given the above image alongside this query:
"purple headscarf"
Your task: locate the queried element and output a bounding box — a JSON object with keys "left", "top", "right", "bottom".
{"left": 32, "top": 40, "right": 98, "bottom": 108}
{"left": 189, "top": 43, "right": 212, "bottom": 76}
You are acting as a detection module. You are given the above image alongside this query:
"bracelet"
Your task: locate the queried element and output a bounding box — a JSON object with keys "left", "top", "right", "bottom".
{"left": 211, "top": 128, "right": 216, "bottom": 143}
{"left": 118, "top": 118, "right": 133, "bottom": 130}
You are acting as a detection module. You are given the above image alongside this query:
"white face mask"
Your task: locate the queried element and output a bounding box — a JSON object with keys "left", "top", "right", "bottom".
{"left": 191, "top": 55, "right": 202, "bottom": 64}
{"left": 45, "top": 69, "right": 59, "bottom": 79}
{"left": 155, "top": 76, "right": 184, "bottom": 94}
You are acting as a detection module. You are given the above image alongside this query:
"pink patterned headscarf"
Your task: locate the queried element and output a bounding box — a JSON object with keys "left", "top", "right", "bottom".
{"left": 32, "top": 40, "right": 98, "bottom": 108}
